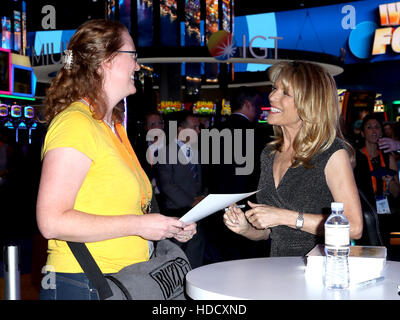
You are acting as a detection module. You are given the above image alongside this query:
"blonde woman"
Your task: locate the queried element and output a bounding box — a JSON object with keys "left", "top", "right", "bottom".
{"left": 36, "top": 20, "right": 196, "bottom": 300}
{"left": 224, "top": 61, "right": 363, "bottom": 256}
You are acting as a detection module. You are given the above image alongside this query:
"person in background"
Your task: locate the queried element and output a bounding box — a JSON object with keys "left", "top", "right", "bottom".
{"left": 155, "top": 111, "right": 207, "bottom": 268}
{"left": 383, "top": 122, "right": 398, "bottom": 140}
{"left": 224, "top": 61, "right": 363, "bottom": 257}
{"left": 348, "top": 119, "right": 364, "bottom": 150}
{"left": 134, "top": 112, "right": 165, "bottom": 202}
{"left": 354, "top": 114, "right": 400, "bottom": 213}
{"left": 208, "top": 86, "right": 267, "bottom": 195}
{"left": 144, "top": 112, "right": 165, "bottom": 134}
{"left": 204, "top": 86, "right": 272, "bottom": 263}
{"left": 36, "top": 20, "right": 196, "bottom": 300}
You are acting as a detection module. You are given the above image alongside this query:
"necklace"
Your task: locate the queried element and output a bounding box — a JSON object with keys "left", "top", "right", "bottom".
{"left": 80, "top": 98, "right": 93, "bottom": 111}
{"left": 103, "top": 118, "right": 116, "bottom": 134}
{"left": 79, "top": 98, "right": 116, "bottom": 135}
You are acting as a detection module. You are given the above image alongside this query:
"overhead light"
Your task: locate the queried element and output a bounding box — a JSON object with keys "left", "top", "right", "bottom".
{"left": 186, "top": 76, "right": 201, "bottom": 82}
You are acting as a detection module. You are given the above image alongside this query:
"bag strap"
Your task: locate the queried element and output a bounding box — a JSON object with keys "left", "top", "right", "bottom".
{"left": 67, "top": 195, "right": 159, "bottom": 299}
{"left": 67, "top": 241, "right": 113, "bottom": 300}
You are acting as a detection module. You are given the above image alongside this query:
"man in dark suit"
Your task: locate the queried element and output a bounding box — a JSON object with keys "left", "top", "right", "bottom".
{"left": 203, "top": 86, "right": 273, "bottom": 263}
{"left": 155, "top": 111, "right": 207, "bottom": 268}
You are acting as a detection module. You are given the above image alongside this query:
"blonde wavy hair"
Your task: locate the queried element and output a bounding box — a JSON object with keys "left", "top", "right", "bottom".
{"left": 44, "top": 19, "right": 128, "bottom": 124}
{"left": 268, "top": 61, "right": 354, "bottom": 168}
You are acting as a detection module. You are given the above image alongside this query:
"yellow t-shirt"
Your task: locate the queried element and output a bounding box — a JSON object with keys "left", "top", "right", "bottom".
{"left": 41, "top": 101, "right": 152, "bottom": 273}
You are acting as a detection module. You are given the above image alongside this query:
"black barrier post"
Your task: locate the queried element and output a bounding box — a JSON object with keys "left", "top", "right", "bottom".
{"left": 3, "top": 244, "right": 21, "bottom": 300}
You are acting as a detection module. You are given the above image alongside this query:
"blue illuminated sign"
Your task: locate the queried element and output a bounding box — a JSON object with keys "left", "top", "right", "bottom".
{"left": 236, "top": 0, "right": 400, "bottom": 65}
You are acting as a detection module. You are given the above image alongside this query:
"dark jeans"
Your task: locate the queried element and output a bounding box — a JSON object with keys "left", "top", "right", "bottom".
{"left": 39, "top": 272, "right": 100, "bottom": 300}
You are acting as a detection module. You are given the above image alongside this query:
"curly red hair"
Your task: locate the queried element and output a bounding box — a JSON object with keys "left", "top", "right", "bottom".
{"left": 44, "top": 19, "right": 128, "bottom": 124}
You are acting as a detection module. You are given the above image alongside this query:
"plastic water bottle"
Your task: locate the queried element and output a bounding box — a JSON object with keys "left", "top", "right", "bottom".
{"left": 324, "top": 202, "right": 350, "bottom": 289}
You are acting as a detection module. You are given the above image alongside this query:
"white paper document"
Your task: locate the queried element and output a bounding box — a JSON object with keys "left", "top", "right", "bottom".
{"left": 179, "top": 190, "right": 260, "bottom": 224}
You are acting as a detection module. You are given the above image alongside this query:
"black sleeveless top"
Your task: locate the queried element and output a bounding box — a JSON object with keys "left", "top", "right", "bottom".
{"left": 256, "top": 138, "right": 348, "bottom": 256}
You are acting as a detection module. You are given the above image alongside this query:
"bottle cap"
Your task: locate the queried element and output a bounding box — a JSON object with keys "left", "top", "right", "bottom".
{"left": 331, "top": 202, "right": 344, "bottom": 211}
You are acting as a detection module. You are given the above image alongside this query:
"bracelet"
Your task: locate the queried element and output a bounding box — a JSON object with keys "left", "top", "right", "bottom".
{"left": 295, "top": 212, "right": 304, "bottom": 230}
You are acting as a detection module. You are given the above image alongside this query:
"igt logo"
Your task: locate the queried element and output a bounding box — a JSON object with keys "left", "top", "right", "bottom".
{"left": 208, "top": 30, "right": 284, "bottom": 60}
{"left": 207, "top": 30, "right": 237, "bottom": 61}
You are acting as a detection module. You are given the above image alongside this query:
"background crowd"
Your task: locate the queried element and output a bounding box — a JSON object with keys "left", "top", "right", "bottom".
{"left": 0, "top": 22, "right": 399, "bottom": 299}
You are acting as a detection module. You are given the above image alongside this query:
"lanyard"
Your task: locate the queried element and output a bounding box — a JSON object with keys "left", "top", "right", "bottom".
{"left": 146, "top": 144, "right": 157, "bottom": 167}
{"left": 147, "top": 147, "right": 153, "bottom": 166}
{"left": 114, "top": 123, "right": 152, "bottom": 213}
{"left": 362, "top": 146, "right": 386, "bottom": 193}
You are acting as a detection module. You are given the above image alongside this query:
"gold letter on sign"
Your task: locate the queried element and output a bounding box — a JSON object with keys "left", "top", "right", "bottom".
{"left": 372, "top": 27, "right": 393, "bottom": 55}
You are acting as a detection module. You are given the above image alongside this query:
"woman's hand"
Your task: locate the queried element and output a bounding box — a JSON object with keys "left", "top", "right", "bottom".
{"left": 245, "top": 201, "right": 282, "bottom": 230}
{"left": 223, "top": 205, "right": 251, "bottom": 235}
{"left": 136, "top": 213, "right": 186, "bottom": 241}
{"left": 378, "top": 137, "right": 400, "bottom": 153}
{"left": 174, "top": 222, "right": 197, "bottom": 243}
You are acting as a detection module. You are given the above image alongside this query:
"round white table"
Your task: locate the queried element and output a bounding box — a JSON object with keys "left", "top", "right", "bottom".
{"left": 185, "top": 257, "right": 400, "bottom": 300}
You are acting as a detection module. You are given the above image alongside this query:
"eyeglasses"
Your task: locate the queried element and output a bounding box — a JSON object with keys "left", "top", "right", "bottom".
{"left": 117, "top": 50, "right": 138, "bottom": 62}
